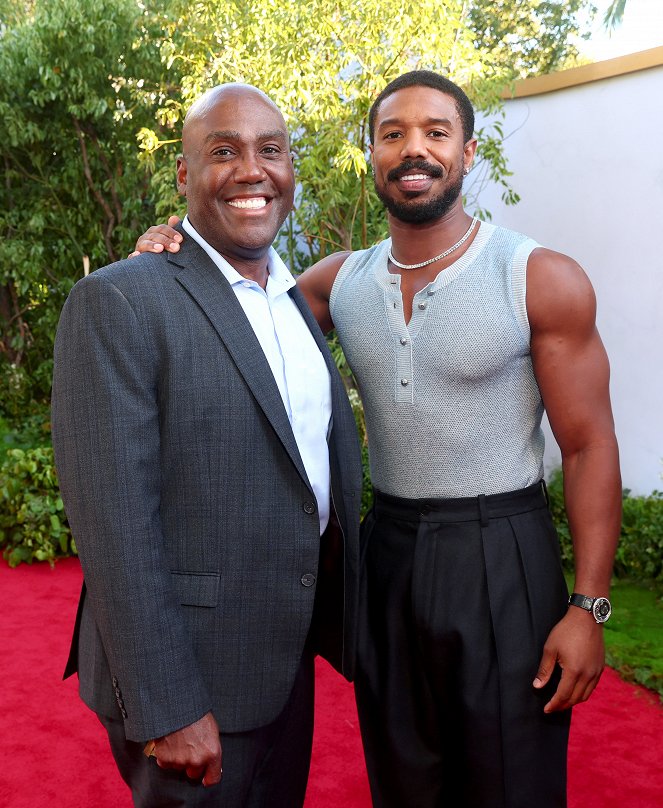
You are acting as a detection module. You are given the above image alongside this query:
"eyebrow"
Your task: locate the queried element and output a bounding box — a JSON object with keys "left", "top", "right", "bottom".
{"left": 204, "top": 129, "right": 288, "bottom": 143}
{"left": 377, "top": 116, "right": 455, "bottom": 130}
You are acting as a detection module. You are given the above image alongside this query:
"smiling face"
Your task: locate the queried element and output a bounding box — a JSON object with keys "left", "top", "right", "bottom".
{"left": 176, "top": 85, "right": 295, "bottom": 264}
{"left": 370, "top": 86, "right": 477, "bottom": 224}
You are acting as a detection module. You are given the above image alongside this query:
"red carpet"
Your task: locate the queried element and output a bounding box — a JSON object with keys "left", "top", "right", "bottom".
{"left": 0, "top": 557, "right": 660, "bottom": 807}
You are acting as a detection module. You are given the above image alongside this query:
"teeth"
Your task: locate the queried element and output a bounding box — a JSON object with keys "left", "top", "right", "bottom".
{"left": 227, "top": 198, "right": 268, "bottom": 209}
{"left": 401, "top": 174, "right": 430, "bottom": 181}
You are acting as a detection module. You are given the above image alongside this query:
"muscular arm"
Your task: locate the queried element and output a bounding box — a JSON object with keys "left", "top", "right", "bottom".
{"left": 527, "top": 248, "right": 621, "bottom": 712}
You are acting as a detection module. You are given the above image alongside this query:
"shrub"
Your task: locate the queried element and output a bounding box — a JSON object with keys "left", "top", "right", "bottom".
{"left": 0, "top": 447, "right": 75, "bottom": 567}
{"left": 547, "top": 468, "right": 663, "bottom": 583}
{"left": 618, "top": 490, "right": 663, "bottom": 581}
{"left": 545, "top": 469, "right": 573, "bottom": 570}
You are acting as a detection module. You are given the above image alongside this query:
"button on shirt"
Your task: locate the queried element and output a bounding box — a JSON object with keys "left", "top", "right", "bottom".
{"left": 182, "top": 216, "right": 332, "bottom": 533}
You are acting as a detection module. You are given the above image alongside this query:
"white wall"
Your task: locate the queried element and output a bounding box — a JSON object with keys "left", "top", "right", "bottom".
{"left": 473, "top": 63, "right": 663, "bottom": 494}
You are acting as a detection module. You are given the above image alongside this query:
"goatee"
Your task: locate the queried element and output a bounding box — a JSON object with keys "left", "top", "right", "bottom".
{"left": 374, "top": 160, "right": 464, "bottom": 224}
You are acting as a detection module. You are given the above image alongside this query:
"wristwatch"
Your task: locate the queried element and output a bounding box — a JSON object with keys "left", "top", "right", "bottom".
{"left": 568, "top": 593, "right": 612, "bottom": 624}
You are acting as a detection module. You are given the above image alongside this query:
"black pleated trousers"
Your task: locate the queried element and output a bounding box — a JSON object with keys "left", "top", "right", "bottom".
{"left": 354, "top": 482, "right": 571, "bottom": 808}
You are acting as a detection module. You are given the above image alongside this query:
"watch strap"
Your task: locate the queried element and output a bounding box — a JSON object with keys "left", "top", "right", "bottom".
{"left": 568, "top": 593, "right": 594, "bottom": 611}
{"left": 568, "top": 592, "right": 612, "bottom": 623}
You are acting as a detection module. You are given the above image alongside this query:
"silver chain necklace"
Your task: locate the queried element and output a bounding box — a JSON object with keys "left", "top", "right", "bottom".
{"left": 388, "top": 217, "right": 478, "bottom": 270}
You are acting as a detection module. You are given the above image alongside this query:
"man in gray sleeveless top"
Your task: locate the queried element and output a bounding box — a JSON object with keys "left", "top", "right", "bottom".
{"left": 133, "top": 72, "right": 620, "bottom": 808}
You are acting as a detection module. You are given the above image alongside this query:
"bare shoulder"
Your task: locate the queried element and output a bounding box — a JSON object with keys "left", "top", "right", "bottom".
{"left": 527, "top": 247, "right": 597, "bottom": 336}
{"left": 296, "top": 251, "right": 353, "bottom": 333}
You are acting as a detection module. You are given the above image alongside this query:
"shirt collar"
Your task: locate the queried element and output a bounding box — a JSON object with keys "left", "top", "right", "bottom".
{"left": 182, "top": 215, "right": 295, "bottom": 293}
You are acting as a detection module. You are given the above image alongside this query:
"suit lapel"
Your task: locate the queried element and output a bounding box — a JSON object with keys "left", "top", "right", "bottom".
{"left": 168, "top": 241, "right": 311, "bottom": 490}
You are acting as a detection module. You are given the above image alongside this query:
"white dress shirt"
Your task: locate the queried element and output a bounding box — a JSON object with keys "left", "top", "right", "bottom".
{"left": 182, "top": 216, "right": 332, "bottom": 533}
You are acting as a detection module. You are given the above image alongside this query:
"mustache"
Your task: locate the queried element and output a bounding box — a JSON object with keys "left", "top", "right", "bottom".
{"left": 386, "top": 160, "right": 443, "bottom": 182}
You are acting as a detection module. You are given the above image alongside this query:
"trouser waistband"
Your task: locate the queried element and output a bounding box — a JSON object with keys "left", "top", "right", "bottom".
{"left": 372, "top": 480, "right": 548, "bottom": 526}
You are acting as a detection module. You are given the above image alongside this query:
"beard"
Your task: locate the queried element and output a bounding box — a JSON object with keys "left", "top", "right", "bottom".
{"left": 373, "top": 159, "right": 464, "bottom": 224}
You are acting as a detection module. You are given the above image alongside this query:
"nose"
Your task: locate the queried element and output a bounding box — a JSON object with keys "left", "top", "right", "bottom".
{"left": 234, "top": 152, "right": 267, "bottom": 184}
{"left": 399, "top": 130, "right": 429, "bottom": 160}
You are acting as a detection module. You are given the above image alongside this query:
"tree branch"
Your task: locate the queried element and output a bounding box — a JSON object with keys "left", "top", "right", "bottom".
{"left": 72, "top": 116, "right": 118, "bottom": 262}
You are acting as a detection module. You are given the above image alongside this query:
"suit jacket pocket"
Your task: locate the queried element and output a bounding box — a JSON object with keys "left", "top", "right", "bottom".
{"left": 171, "top": 571, "right": 220, "bottom": 607}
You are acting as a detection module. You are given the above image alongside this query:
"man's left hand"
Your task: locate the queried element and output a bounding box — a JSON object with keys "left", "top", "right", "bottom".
{"left": 532, "top": 608, "right": 605, "bottom": 713}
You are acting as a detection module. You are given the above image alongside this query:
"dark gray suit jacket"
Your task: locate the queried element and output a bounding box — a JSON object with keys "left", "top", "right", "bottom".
{"left": 51, "top": 235, "right": 363, "bottom": 743}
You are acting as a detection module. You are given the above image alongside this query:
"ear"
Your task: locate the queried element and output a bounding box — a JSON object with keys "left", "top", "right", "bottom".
{"left": 463, "top": 138, "right": 478, "bottom": 174}
{"left": 176, "top": 155, "right": 187, "bottom": 197}
{"left": 368, "top": 143, "right": 375, "bottom": 172}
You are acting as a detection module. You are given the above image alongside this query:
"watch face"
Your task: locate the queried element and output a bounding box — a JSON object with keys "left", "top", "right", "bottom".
{"left": 592, "top": 597, "right": 612, "bottom": 623}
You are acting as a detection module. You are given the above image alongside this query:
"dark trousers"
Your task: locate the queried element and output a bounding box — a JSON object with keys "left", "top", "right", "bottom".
{"left": 354, "top": 482, "right": 571, "bottom": 808}
{"left": 100, "top": 652, "right": 315, "bottom": 808}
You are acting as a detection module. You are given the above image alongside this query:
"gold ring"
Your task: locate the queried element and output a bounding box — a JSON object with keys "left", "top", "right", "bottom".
{"left": 143, "top": 741, "right": 157, "bottom": 758}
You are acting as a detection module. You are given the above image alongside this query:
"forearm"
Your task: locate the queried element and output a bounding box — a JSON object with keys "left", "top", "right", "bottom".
{"left": 561, "top": 438, "right": 621, "bottom": 596}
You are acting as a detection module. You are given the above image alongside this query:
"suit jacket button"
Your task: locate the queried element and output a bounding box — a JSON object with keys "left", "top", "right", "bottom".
{"left": 303, "top": 501, "right": 317, "bottom": 515}
{"left": 301, "top": 573, "right": 316, "bottom": 587}
{"left": 112, "top": 676, "right": 119, "bottom": 688}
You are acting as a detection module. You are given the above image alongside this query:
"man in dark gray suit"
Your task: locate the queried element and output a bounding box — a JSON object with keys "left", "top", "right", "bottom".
{"left": 51, "top": 84, "right": 362, "bottom": 807}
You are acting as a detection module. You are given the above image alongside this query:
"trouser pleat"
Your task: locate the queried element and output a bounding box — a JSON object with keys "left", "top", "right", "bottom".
{"left": 355, "top": 485, "right": 571, "bottom": 808}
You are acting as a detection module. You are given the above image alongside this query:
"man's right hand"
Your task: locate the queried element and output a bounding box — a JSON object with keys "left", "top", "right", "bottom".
{"left": 148, "top": 710, "right": 222, "bottom": 787}
{"left": 129, "top": 215, "right": 183, "bottom": 258}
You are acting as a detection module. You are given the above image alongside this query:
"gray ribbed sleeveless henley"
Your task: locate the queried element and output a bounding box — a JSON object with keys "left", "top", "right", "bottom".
{"left": 329, "top": 221, "right": 545, "bottom": 498}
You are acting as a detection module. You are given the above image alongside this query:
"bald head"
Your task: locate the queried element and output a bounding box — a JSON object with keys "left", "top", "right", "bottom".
{"left": 182, "top": 84, "right": 288, "bottom": 155}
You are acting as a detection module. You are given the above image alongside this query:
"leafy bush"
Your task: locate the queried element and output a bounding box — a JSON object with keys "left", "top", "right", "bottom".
{"left": 618, "top": 490, "right": 663, "bottom": 581}
{"left": 0, "top": 447, "right": 75, "bottom": 567}
{"left": 547, "top": 468, "right": 663, "bottom": 583}
{"left": 0, "top": 409, "right": 52, "bottom": 451}
{"left": 545, "top": 469, "right": 574, "bottom": 570}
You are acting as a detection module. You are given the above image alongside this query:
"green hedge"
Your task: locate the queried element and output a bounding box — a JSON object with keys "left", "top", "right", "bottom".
{"left": 1, "top": 449, "right": 661, "bottom": 583}
{"left": 546, "top": 468, "right": 663, "bottom": 583}
{"left": 0, "top": 447, "right": 75, "bottom": 567}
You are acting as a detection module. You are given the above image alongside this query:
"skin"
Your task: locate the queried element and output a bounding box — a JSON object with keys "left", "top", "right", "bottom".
{"left": 137, "top": 83, "right": 297, "bottom": 786}
{"left": 133, "top": 84, "right": 621, "bottom": 714}
{"left": 174, "top": 83, "right": 295, "bottom": 288}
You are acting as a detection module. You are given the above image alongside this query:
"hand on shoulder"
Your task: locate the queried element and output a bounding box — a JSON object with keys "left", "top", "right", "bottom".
{"left": 128, "top": 215, "right": 184, "bottom": 258}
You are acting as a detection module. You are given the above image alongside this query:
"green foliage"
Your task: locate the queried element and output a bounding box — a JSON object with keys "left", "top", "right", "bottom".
{"left": 467, "top": 0, "right": 594, "bottom": 77}
{"left": 0, "top": 409, "right": 51, "bottom": 450}
{"left": 141, "top": 0, "right": 594, "bottom": 271}
{"left": 546, "top": 467, "right": 574, "bottom": 569}
{"left": 602, "top": 578, "right": 663, "bottom": 699}
{"left": 0, "top": 0, "right": 596, "bottom": 423}
{"left": 0, "top": 447, "right": 74, "bottom": 567}
{"left": 604, "top": 0, "right": 628, "bottom": 30}
{"left": 0, "top": 0, "right": 176, "bottom": 422}
{"left": 133, "top": 0, "right": 595, "bottom": 465}
{"left": 548, "top": 468, "right": 663, "bottom": 582}
{"left": 619, "top": 489, "right": 663, "bottom": 581}
{"left": 0, "top": 0, "right": 597, "bottom": 552}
